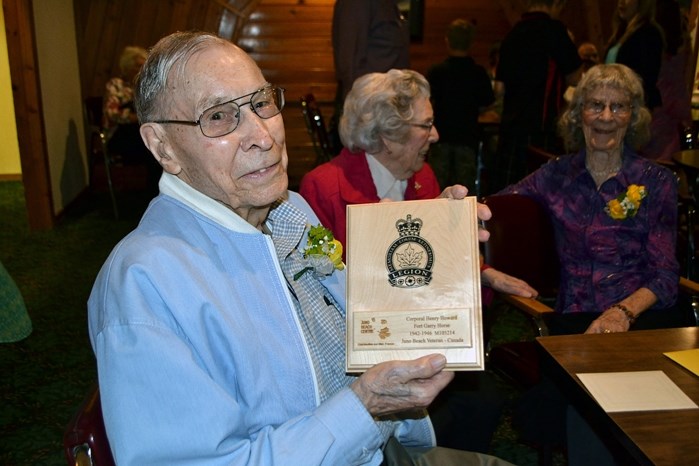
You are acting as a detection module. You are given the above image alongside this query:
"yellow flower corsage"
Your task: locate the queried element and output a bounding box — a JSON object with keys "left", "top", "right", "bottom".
{"left": 605, "top": 184, "right": 647, "bottom": 220}
{"left": 294, "top": 224, "right": 345, "bottom": 280}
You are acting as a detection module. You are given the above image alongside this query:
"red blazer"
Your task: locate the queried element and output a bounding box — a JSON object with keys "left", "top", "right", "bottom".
{"left": 299, "top": 148, "right": 441, "bottom": 257}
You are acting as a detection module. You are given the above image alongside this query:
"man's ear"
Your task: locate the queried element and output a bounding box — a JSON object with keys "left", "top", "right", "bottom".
{"left": 140, "top": 123, "right": 181, "bottom": 175}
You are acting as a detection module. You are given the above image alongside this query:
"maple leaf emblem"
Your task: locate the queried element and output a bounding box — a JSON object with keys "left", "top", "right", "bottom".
{"left": 396, "top": 244, "right": 423, "bottom": 268}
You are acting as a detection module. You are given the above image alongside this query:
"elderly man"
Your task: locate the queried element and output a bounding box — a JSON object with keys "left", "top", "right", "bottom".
{"left": 87, "top": 31, "right": 514, "bottom": 466}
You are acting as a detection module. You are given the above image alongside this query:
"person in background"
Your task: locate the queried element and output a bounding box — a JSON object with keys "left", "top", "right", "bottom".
{"left": 604, "top": 0, "right": 664, "bottom": 111}
{"left": 578, "top": 42, "right": 600, "bottom": 70}
{"left": 329, "top": 0, "right": 411, "bottom": 154}
{"left": 332, "top": 0, "right": 409, "bottom": 103}
{"left": 563, "top": 42, "right": 601, "bottom": 102}
{"left": 494, "top": 0, "right": 581, "bottom": 192}
{"left": 300, "top": 69, "right": 440, "bottom": 255}
{"left": 500, "top": 63, "right": 686, "bottom": 334}
{"left": 639, "top": 0, "right": 693, "bottom": 161}
{"left": 300, "top": 69, "right": 536, "bottom": 300}
{"left": 479, "top": 41, "right": 504, "bottom": 196}
{"left": 103, "top": 45, "right": 161, "bottom": 195}
{"left": 426, "top": 19, "right": 495, "bottom": 192}
{"left": 499, "top": 62, "right": 693, "bottom": 465}
{"left": 88, "top": 30, "right": 515, "bottom": 466}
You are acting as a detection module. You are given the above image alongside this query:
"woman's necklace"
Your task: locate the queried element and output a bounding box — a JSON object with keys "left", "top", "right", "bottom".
{"left": 586, "top": 155, "right": 622, "bottom": 180}
{"left": 587, "top": 162, "right": 621, "bottom": 178}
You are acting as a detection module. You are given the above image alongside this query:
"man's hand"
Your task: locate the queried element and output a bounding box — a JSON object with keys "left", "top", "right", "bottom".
{"left": 351, "top": 354, "right": 454, "bottom": 416}
{"left": 439, "top": 184, "right": 491, "bottom": 242}
{"left": 481, "top": 268, "right": 538, "bottom": 298}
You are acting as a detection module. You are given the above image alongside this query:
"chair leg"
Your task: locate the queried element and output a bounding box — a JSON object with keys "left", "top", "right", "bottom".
{"left": 539, "top": 443, "right": 553, "bottom": 466}
{"left": 100, "top": 137, "right": 119, "bottom": 219}
{"left": 687, "top": 202, "right": 696, "bottom": 280}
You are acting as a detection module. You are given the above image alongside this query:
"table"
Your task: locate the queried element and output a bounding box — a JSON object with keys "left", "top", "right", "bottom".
{"left": 537, "top": 327, "right": 699, "bottom": 466}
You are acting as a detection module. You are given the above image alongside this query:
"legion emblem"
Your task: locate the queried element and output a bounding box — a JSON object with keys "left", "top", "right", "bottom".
{"left": 386, "top": 214, "right": 434, "bottom": 288}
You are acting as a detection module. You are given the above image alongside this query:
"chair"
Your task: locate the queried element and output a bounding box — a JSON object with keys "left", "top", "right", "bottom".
{"left": 671, "top": 150, "right": 699, "bottom": 280}
{"left": 300, "top": 93, "right": 334, "bottom": 166}
{"left": 526, "top": 144, "right": 556, "bottom": 174}
{"left": 84, "top": 97, "right": 119, "bottom": 219}
{"left": 482, "top": 194, "right": 558, "bottom": 388}
{"left": 63, "top": 384, "right": 115, "bottom": 466}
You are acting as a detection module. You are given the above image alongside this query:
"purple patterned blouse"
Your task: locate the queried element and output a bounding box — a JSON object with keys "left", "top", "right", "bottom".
{"left": 499, "top": 148, "right": 678, "bottom": 314}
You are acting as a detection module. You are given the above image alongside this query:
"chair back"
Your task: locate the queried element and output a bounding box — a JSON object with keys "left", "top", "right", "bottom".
{"left": 300, "top": 93, "right": 333, "bottom": 165}
{"left": 482, "top": 194, "right": 560, "bottom": 299}
{"left": 63, "top": 384, "right": 115, "bottom": 466}
{"left": 84, "top": 97, "right": 104, "bottom": 130}
{"left": 83, "top": 97, "right": 108, "bottom": 158}
{"left": 83, "top": 97, "right": 119, "bottom": 219}
{"left": 526, "top": 145, "right": 556, "bottom": 174}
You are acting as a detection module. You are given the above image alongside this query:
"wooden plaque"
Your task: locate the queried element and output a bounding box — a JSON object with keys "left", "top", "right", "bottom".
{"left": 346, "top": 197, "right": 484, "bottom": 372}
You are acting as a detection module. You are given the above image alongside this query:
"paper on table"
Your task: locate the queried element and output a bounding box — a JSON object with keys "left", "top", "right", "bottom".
{"left": 664, "top": 348, "right": 699, "bottom": 377}
{"left": 576, "top": 371, "right": 698, "bottom": 413}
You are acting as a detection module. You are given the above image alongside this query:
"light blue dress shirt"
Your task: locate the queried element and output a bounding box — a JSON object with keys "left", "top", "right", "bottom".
{"left": 88, "top": 173, "right": 434, "bottom": 465}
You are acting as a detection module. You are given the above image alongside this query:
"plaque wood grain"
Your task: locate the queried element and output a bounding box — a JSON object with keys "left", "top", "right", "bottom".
{"left": 346, "top": 198, "right": 483, "bottom": 371}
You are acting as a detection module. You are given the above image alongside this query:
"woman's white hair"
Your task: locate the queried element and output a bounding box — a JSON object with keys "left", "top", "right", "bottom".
{"left": 339, "top": 69, "right": 431, "bottom": 154}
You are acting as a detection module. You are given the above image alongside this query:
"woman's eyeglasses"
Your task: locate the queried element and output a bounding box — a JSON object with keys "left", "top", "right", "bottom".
{"left": 410, "top": 121, "right": 434, "bottom": 131}
{"left": 154, "top": 85, "right": 285, "bottom": 138}
{"left": 583, "top": 100, "right": 632, "bottom": 116}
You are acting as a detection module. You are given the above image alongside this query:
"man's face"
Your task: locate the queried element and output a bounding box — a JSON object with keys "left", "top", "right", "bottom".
{"left": 152, "top": 44, "right": 288, "bottom": 220}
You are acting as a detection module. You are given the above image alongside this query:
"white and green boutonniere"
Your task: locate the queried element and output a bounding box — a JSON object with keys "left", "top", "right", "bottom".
{"left": 294, "top": 225, "right": 345, "bottom": 280}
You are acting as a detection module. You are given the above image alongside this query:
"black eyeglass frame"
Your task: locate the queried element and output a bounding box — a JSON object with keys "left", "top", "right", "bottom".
{"left": 152, "top": 84, "right": 286, "bottom": 138}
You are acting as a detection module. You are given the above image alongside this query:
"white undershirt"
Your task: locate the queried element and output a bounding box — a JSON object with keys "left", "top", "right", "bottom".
{"left": 365, "top": 153, "right": 407, "bottom": 201}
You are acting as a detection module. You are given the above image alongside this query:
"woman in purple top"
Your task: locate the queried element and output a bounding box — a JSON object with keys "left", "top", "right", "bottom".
{"left": 500, "top": 63, "right": 690, "bottom": 335}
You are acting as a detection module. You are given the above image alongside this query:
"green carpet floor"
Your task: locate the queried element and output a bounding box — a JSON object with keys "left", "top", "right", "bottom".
{"left": 0, "top": 180, "right": 563, "bottom": 465}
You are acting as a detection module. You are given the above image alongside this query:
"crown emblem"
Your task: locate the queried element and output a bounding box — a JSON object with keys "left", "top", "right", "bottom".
{"left": 395, "top": 214, "right": 422, "bottom": 237}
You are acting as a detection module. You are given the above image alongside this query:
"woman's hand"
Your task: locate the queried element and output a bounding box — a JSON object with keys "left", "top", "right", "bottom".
{"left": 481, "top": 268, "right": 538, "bottom": 298}
{"left": 585, "top": 307, "right": 631, "bottom": 334}
{"left": 585, "top": 289, "right": 655, "bottom": 334}
{"left": 439, "top": 184, "right": 470, "bottom": 200}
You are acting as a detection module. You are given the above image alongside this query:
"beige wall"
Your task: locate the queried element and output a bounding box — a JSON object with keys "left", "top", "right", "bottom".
{"left": 0, "top": 5, "right": 22, "bottom": 178}
{"left": 33, "top": 0, "right": 88, "bottom": 214}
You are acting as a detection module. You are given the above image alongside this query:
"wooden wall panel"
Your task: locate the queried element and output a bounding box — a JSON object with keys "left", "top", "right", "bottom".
{"left": 72, "top": 0, "right": 609, "bottom": 190}
{"left": 5, "top": 0, "right": 55, "bottom": 229}
{"left": 74, "top": 0, "right": 234, "bottom": 99}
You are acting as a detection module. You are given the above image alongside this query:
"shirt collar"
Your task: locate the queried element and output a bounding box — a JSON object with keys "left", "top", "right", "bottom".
{"left": 265, "top": 199, "right": 309, "bottom": 260}
{"left": 159, "top": 172, "right": 308, "bottom": 258}
{"left": 365, "top": 153, "right": 407, "bottom": 200}
{"left": 159, "top": 172, "right": 260, "bottom": 234}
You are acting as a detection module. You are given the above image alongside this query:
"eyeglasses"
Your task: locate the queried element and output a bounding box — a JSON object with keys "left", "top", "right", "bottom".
{"left": 153, "top": 85, "right": 285, "bottom": 137}
{"left": 410, "top": 121, "right": 434, "bottom": 131}
{"left": 583, "top": 100, "right": 632, "bottom": 116}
